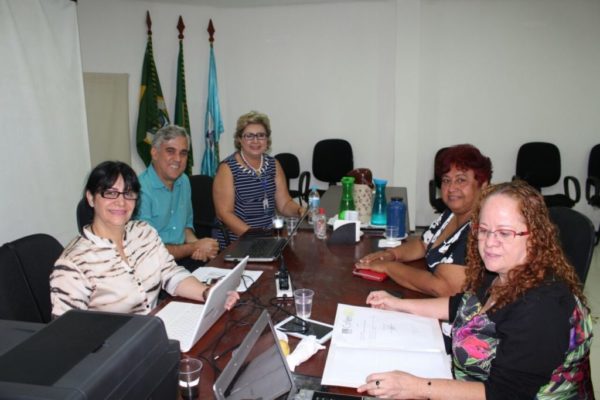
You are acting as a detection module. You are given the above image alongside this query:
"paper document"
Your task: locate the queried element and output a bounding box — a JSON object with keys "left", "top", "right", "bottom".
{"left": 322, "top": 304, "right": 452, "bottom": 388}
{"left": 192, "top": 266, "right": 262, "bottom": 292}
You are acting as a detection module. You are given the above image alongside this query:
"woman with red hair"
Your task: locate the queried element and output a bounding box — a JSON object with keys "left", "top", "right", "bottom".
{"left": 356, "top": 144, "right": 492, "bottom": 296}
{"left": 359, "top": 181, "right": 593, "bottom": 399}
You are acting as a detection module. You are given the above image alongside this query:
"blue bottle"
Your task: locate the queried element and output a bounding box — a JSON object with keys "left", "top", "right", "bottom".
{"left": 387, "top": 197, "right": 406, "bottom": 238}
{"left": 370, "top": 179, "right": 387, "bottom": 226}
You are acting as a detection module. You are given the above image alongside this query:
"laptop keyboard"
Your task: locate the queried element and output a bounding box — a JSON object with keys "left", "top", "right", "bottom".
{"left": 237, "top": 238, "right": 285, "bottom": 258}
{"left": 295, "top": 390, "right": 368, "bottom": 400}
{"left": 156, "top": 301, "right": 205, "bottom": 344}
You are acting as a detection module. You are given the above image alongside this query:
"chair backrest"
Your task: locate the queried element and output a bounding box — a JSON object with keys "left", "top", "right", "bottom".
{"left": 312, "top": 139, "right": 354, "bottom": 186}
{"left": 76, "top": 197, "right": 94, "bottom": 234}
{"left": 274, "top": 153, "right": 311, "bottom": 204}
{"left": 429, "top": 147, "right": 448, "bottom": 213}
{"left": 516, "top": 142, "right": 561, "bottom": 190}
{"left": 588, "top": 144, "right": 600, "bottom": 180}
{"left": 2, "top": 234, "right": 63, "bottom": 323}
{"left": 0, "top": 244, "right": 43, "bottom": 322}
{"left": 548, "top": 207, "right": 595, "bottom": 285}
{"left": 274, "top": 153, "right": 300, "bottom": 187}
{"left": 189, "top": 174, "right": 217, "bottom": 239}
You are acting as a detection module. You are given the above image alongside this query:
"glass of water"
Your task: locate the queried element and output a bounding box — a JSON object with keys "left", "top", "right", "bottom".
{"left": 294, "top": 288, "right": 314, "bottom": 319}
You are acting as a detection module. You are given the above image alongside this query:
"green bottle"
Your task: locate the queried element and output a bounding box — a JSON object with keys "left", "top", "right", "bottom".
{"left": 339, "top": 176, "right": 356, "bottom": 220}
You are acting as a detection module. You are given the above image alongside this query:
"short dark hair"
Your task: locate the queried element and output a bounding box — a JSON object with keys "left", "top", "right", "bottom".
{"left": 435, "top": 144, "right": 493, "bottom": 186}
{"left": 85, "top": 161, "right": 140, "bottom": 196}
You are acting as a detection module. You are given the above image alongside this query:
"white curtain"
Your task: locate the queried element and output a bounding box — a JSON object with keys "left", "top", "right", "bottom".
{"left": 0, "top": 0, "right": 90, "bottom": 245}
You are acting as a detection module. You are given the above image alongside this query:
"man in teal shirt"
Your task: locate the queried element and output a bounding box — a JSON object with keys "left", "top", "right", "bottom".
{"left": 137, "top": 125, "right": 218, "bottom": 269}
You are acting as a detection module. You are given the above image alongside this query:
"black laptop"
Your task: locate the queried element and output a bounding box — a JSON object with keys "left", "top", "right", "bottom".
{"left": 213, "top": 310, "right": 372, "bottom": 400}
{"left": 224, "top": 210, "right": 308, "bottom": 262}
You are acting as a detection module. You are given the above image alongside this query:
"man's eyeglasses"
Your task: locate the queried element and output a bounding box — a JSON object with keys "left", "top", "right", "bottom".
{"left": 472, "top": 225, "right": 529, "bottom": 243}
{"left": 242, "top": 132, "right": 268, "bottom": 141}
{"left": 100, "top": 189, "right": 138, "bottom": 200}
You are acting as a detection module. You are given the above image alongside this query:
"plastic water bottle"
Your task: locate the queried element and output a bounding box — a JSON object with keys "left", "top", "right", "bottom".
{"left": 308, "top": 187, "right": 320, "bottom": 225}
{"left": 314, "top": 208, "right": 327, "bottom": 239}
{"left": 387, "top": 197, "right": 406, "bottom": 239}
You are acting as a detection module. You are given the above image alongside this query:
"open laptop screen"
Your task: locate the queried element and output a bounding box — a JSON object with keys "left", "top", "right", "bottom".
{"left": 214, "top": 311, "right": 295, "bottom": 400}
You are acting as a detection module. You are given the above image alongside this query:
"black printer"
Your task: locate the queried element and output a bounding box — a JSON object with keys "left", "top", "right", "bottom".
{"left": 0, "top": 310, "right": 179, "bottom": 399}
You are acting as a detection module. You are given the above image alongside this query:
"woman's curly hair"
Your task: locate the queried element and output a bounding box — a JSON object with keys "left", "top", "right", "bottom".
{"left": 464, "top": 180, "right": 586, "bottom": 310}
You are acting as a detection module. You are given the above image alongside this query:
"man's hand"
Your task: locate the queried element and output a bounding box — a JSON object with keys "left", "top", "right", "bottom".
{"left": 190, "top": 238, "right": 219, "bottom": 261}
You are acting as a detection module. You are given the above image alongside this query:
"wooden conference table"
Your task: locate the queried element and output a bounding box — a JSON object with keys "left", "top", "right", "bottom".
{"left": 166, "top": 228, "right": 427, "bottom": 399}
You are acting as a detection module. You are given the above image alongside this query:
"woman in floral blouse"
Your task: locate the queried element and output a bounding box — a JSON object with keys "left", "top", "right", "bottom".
{"left": 358, "top": 180, "right": 593, "bottom": 399}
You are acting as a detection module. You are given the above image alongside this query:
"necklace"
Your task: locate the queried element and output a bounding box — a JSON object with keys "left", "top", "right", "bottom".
{"left": 240, "top": 151, "right": 263, "bottom": 175}
{"left": 239, "top": 151, "right": 269, "bottom": 213}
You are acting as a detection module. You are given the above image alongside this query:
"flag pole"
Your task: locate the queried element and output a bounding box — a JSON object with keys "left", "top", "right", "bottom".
{"left": 175, "top": 16, "right": 193, "bottom": 175}
{"left": 136, "top": 11, "right": 170, "bottom": 166}
{"left": 201, "top": 19, "right": 224, "bottom": 177}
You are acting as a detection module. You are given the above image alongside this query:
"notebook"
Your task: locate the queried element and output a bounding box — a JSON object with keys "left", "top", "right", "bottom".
{"left": 156, "top": 257, "right": 248, "bottom": 352}
{"left": 214, "top": 310, "right": 373, "bottom": 400}
{"left": 224, "top": 210, "right": 309, "bottom": 262}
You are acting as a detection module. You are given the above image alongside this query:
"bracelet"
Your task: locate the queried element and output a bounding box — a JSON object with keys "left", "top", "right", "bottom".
{"left": 201, "top": 285, "right": 211, "bottom": 302}
{"left": 384, "top": 248, "right": 396, "bottom": 261}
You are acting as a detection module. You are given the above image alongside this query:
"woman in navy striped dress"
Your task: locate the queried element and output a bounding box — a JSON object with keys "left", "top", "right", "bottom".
{"left": 213, "top": 111, "right": 304, "bottom": 248}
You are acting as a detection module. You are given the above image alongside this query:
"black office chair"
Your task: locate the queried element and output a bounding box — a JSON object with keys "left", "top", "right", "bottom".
{"left": 428, "top": 147, "right": 448, "bottom": 214}
{"left": 585, "top": 144, "right": 600, "bottom": 243}
{"left": 0, "top": 243, "right": 46, "bottom": 322}
{"left": 514, "top": 142, "right": 580, "bottom": 208}
{"left": 548, "top": 207, "right": 595, "bottom": 286}
{"left": 312, "top": 139, "right": 354, "bottom": 187}
{"left": 4, "top": 234, "right": 63, "bottom": 323}
{"left": 76, "top": 197, "right": 94, "bottom": 234}
{"left": 275, "top": 153, "right": 311, "bottom": 205}
{"left": 189, "top": 174, "right": 229, "bottom": 245}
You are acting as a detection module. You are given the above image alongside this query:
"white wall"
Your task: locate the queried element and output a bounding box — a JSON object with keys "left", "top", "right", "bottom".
{"left": 0, "top": 0, "right": 89, "bottom": 245}
{"left": 415, "top": 0, "right": 600, "bottom": 228}
{"left": 76, "top": 0, "right": 600, "bottom": 230}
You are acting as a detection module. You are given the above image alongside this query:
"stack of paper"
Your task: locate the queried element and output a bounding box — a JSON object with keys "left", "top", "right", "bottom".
{"left": 192, "top": 266, "right": 262, "bottom": 292}
{"left": 321, "top": 304, "right": 452, "bottom": 388}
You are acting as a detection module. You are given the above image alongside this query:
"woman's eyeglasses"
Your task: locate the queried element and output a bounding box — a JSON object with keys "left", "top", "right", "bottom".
{"left": 472, "top": 225, "right": 529, "bottom": 243}
{"left": 100, "top": 189, "right": 138, "bottom": 200}
{"left": 242, "top": 132, "right": 268, "bottom": 142}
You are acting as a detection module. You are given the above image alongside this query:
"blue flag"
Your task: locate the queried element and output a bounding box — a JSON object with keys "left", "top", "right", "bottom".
{"left": 200, "top": 45, "right": 224, "bottom": 177}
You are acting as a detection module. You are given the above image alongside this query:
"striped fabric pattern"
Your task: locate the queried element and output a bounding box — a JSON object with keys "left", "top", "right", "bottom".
{"left": 50, "top": 220, "right": 190, "bottom": 318}
{"left": 216, "top": 153, "right": 276, "bottom": 247}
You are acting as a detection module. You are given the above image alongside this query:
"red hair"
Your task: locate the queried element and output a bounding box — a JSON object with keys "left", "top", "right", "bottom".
{"left": 464, "top": 180, "right": 586, "bottom": 311}
{"left": 435, "top": 144, "right": 492, "bottom": 185}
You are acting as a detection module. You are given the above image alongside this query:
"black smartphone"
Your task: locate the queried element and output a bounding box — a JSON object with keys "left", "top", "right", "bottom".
{"left": 275, "top": 316, "right": 334, "bottom": 344}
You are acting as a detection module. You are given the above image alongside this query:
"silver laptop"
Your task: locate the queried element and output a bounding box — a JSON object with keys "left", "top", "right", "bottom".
{"left": 214, "top": 310, "right": 372, "bottom": 400}
{"left": 156, "top": 257, "right": 248, "bottom": 352}
{"left": 224, "top": 210, "right": 308, "bottom": 262}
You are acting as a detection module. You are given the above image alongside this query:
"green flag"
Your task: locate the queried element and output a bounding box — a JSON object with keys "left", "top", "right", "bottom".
{"left": 174, "top": 25, "right": 193, "bottom": 175}
{"left": 136, "top": 13, "right": 169, "bottom": 166}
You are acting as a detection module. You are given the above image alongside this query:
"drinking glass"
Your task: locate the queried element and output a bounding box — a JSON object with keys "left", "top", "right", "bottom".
{"left": 272, "top": 214, "right": 284, "bottom": 238}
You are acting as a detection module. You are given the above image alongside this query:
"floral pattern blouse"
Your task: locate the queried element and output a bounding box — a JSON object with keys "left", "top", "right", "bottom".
{"left": 449, "top": 275, "right": 594, "bottom": 399}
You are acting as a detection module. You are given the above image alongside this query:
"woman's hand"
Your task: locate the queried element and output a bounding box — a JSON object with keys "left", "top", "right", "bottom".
{"left": 366, "top": 290, "right": 399, "bottom": 310}
{"left": 354, "top": 260, "right": 390, "bottom": 274}
{"left": 224, "top": 290, "right": 240, "bottom": 310}
{"left": 356, "top": 249, "right": 395, "bottom": 266}
{"left": 357, "top": 371, "right": 425, "bottom": 399}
